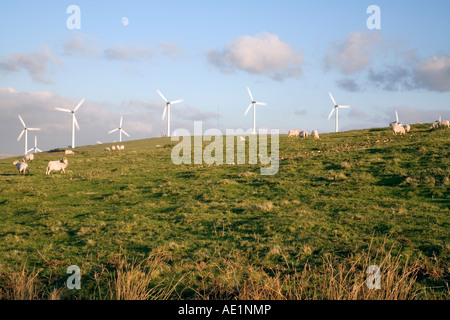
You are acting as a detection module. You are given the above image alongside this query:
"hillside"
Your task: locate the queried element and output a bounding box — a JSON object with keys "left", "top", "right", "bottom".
{"left": 0, "top": 124, "right": 448, "bottom": 300}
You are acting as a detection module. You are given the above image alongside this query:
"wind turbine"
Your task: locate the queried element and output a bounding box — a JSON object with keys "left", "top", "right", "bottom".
{"left": 17, "top": 115, "right": 41, "bottom": 155}
{"left": 108, "top": 116, "right": 130, "bottom": 142}
{"left": 27, "top": 136, "right": 43, "bottom": 154}
{"left": 157, "top": 90, "right": 183, "bottom": 137}
{"left": 55, "top": 98, "right": 85, "bottom": 148}
{"left": 327, "top": 92, "right": 350, "bottom": 133}
{"left": 244, "top": 86, "right": 267, "bottom": 134}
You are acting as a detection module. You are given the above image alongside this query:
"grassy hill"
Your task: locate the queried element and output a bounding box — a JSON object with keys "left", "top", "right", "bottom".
{"left": 0, "top": 124, "right": 448, "bottom": 300}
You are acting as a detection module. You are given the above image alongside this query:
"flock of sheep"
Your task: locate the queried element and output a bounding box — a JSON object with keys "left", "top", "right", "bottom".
{"left": 12, "top": 157, "right": 69, "bottom": 176}
{"left": 104, "top": 145, "right": 125, "bottom": 152}
{"left": 288, "top": 129, "right": 320, "bottom": 139}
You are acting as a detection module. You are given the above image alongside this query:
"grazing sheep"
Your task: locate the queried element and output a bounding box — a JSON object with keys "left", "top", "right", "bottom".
{"left": 288, "top": 130, "right": 300, "bottom": 137}
{"left": 116, "top": 145, "right": 121, "bottom": 151}
{"left": 120, "top": 145, "right": 125, "bottom": 150}
{"left": 299, "top": 130, "right": 308, "bottom": 139}
{"left": 440, "top": 120, "right": 450, "bottom": 128}
{"left": 391, "top": 124, "right": 406, "bottom": 135}
{"left": 104, "top": 147, "right": 111, "bottom": 151}
{"left": 111, "top": 145, "right": 116, "bottom": 151}
{"left": 404, "top": 124, "right": 411, "bottom": 133}
{"left": 46, "top": 158, "right": 69, "bottom": 175}
{"left": 65, "top": 150, "right": 75, "bottom": 155}
{"left": 311, "top": 130, "right": 319, "bottom": 139}
{"left": 23, "top": 153, "right": 34, "bottom": 162}
{"left": 239, "top": 136, "right": 245, "bottom": 141}
{"left": 13, "top": 160, "right": 29, "bottom": 175}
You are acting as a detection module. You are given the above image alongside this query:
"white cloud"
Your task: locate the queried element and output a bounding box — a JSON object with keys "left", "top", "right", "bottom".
{"left": 103, "top": 45, "right": 153, "bottom": 61}
{"left": 414, "top": 54, "right": 450, "bottom": 92}
{"left": 63, "top": 32, "right": 100, "bottom": 57}
{"left": 0, "top": 46, "right": 63, "bottom": 84}
{"left": 207, "top": 32, "right": 304, "bottom": 80}
{"left": 324, "top": 31, "right": 383, "bottom": 75}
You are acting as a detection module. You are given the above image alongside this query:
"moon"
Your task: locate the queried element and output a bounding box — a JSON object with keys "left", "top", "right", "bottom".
{"left": 121, "top": 17, "right": 129, "bottom": 26}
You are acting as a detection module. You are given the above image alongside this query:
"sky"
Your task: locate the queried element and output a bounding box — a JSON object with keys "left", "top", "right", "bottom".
{"left": 1, "top": 0, "right": 449, "bottom": 155}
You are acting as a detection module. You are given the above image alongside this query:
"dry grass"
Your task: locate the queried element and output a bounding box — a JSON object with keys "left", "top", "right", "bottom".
{"left": 0, "top": 267, "right": 41, "bottom": 300}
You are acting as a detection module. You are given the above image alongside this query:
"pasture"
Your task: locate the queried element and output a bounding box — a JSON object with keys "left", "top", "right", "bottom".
{"left": 0, "top": 124, "right": 448, "bottom": 299}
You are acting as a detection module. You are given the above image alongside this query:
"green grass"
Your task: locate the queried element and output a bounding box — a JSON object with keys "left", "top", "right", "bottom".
{"left": 0, "top": 124, "right": 448, "bottom": 299}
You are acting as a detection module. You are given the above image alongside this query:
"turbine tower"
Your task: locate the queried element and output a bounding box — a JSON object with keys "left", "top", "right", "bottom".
{"left": 157, "top": 90, "right": 183, "bottom": 137}
{"left": 327, "top": 92, "right": 350, "bottom": 133}
{"left": 244, "top": 86, "right": 267, "bottom": 134}
{"left": 17, "top": 115, "right": 41, "bottom": 155}
{"left": 55, "top": 98, "right": 85, "bottom": 148}
{"left": 108, "top": 116, "right": 130, "bottom": 142}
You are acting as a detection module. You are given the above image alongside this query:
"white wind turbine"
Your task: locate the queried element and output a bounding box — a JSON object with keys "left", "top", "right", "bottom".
{"left": 157, "top": 89, "right": 183, "bottom": 137}
{"left": 17, "top": 115, "right": 41, "bottom": 155}
{"left": 55, "top": 98, "right": 85, "bottom": 148}
{"left": 327, "top": 92, "right": 350, "bottom": 133}
{"left": 108, "top": 116, "right": 130, "bottom": 142}
{"left": 28, "top": 136, "right": 43, "bottom": 154}
{"left": 244, "top": 86, "right": 267, "bottom": 134}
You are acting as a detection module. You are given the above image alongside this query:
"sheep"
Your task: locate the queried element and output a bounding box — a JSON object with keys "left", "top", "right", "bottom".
{"left": 46, "top": 158, "right": 69, "bottom": 175}
{"left": 404, "top": 124, "right": 411, "bottom": 133}
{"left": 311, "top": 130, "right": 319, "bottom": 139}
{"left": 299, "top": 130, "right": 308, "bottom": 139}
{"left": 13, "top": 160, "right": 29, "bottom": 175}
{"left": 65, "top": 150, "right": 75, "bottom": 155}
{"left": 391, "top": 123, "right": 406, "bottom": 135}
{"left": 111, "top": 145, "right": 116, "bottom": 151}
{"left": 104, "top": 147, "right": 111, "bottom": 151}
{"left": 440, "top": 120, "right": 450, "bottom": 128}
{"left": 116, "top": 145, "right": 121, "bottom": 151}
{"left": 120, "top": 145, "right": 125, "bottom": 150}
{"left": 288, "top": 130, "right": 300, "bottom": 137}
{"left": 23, "top": 153, "right": 34, "bottom": 162}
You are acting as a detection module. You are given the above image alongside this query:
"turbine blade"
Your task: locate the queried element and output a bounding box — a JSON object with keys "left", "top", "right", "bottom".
{"left": 171, "top": 99, "right": 183, "bottom": 105}
{"left": 339, "top": 105, "right": 350, "bottom": 109}
{"left": 121, "top": 129, "right": 130, "bottom": 137}
{"left": 74, "top": 115, "right": 80, "bottom": 130}
{"left": 396, "top": 110, "right": 399, "bottom": 123}
{"left": 74, "top": 98, "right": 85, "bottom": 112}
{"left": 162, "top": 106, "right": 167, "bottom": 120}
{"left": 244, "top": 103, "right": 253, "bottom": 116}
{"left": 247, "top": 87, "right": 254, "bottom": 101}
{"left": 327, "top": 107, "right": 335, "bottom": 120}
{"left": 55, "top": 107, "right": 72, "bottom": 113}
{"left": 108, "top": 128, "right": 119, "bottom": 134}
{"left": 27, "top": 148, "right": 33, "bottom": 154}
{"left": 28, "top": 128, "right": 41, "bottom": 131}
{"left": 17, "top": 130, "right": 25, "bottom": 141}
{"left": 328, "top": 92, "right": 337, "bottom": 106}
{"left": 36, "top": 148, "right": 43, "bottom": 153}
{"left": 120, "top": 116, "right": 123, "bottom": 128}
{"left": 157, "top": 90, "right": 167, "bottom": 102}
{"left": 255, "top": 101, "right": 267, "bottom": 106}
{"left": 18, "top": 115, "right": 26, "bottom": 127}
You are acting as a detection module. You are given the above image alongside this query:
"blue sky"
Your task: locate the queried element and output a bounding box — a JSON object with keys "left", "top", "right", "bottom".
{"left": 1, "top": 0, "right": 450, "bottom": 155}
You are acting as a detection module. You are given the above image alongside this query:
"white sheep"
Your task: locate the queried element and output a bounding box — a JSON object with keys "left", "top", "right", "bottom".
{"left": 23, "top": 153, "right": 34, "bottom": 162}
{"left": 440, "top": 120, "right": 450, "bottom": 128}
{"left": 391, "top": 123, "right": 406, "bottom": 135}
{"left": 104, "top": 147, "right": 111, "bottom": 151}
{"left": 65, "top": 150, "right": 75, "bottom": 155}
{"left": 311, "top": 130, "right": 319, "bottom": 139}
{"left": 111, "top": 145, "right": 116, "bottom": 151}
{"left": 116, "top": 145, "right": 121, "bottom": 151}
{"left": 120, "top": 145, "right": 125, "bottom": 150}
{"left": 13, "top": 160, "right": 29, "bottom": 175}
{"left": 46, "top": 158, "right": 69, "bottom": 175}
{"left": 404, "top": 124, "right": 411, "bottom": 133}
{"left": 288, "top": 130, "right": 300, "bottom": 137}
{"left": 299, "top": 130, "right": 308, "bottom": 139}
